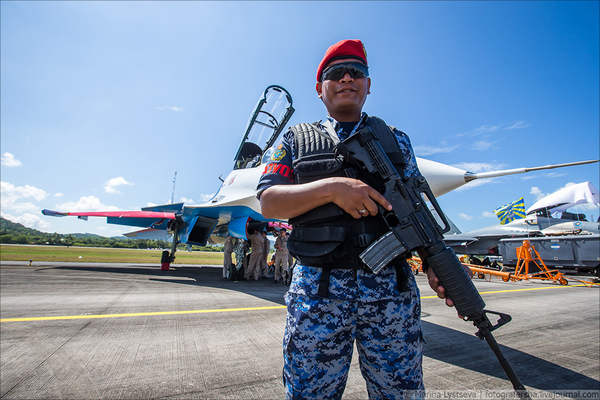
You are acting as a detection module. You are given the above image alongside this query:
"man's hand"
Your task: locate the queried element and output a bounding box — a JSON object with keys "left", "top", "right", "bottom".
{"left": 426, "top": 268, "right": 454, "bottom": 308}
{"left": 426, "top": 264, "right": 474, "bottom": 318}
{"left": 330, "top": 177, "right": 392, "bottom": 219}
{"left": 260, "top": 177, "right": 391, "bottom": 220}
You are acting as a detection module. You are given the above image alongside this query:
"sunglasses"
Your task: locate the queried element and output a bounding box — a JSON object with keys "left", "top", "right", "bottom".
{"left": 321, "top": 62, "right": 369, "bottom": 82}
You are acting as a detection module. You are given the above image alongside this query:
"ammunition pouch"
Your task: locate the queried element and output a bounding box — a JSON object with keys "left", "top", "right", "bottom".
{"left": 288, "top": 203, "right": 389, "bottom": 269}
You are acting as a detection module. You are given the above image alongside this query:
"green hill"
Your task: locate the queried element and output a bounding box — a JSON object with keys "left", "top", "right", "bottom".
{"left": 1, "top": 216, "right": 145, "bottom": 247}
{"left": 0, "top": 217, "right": 219, "bottom": 251}
{"left": 0, "top": 217, "right": 44, "bottom": 236}
{"left": 1, "top": 217, "right": 106, "bottom": 238}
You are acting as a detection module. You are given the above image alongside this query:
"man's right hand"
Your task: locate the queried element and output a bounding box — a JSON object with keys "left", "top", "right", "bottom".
{"left": 260, "top": 177, "right": 391, "bottom": 220}
{"left": 329, "top": 177, "right": 392, "bottom": 219}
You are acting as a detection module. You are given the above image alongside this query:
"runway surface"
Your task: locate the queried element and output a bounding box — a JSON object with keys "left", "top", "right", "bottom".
{"left": 1, "top": 261, "right": 598, "bottom": 399}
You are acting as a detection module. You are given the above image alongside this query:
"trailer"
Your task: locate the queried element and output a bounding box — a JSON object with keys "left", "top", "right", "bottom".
{"left": 499, "top": 234, "right": 599, "bottom": 274}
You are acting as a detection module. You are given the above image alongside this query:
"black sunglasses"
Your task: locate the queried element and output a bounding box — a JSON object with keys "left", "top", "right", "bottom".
{"left": 321, "top": 62, "right": 369, "bottom": 82}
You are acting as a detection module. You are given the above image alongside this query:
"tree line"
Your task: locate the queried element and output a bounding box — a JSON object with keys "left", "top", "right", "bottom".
{"left": 0, "top": 217, "right": 222, "bottom": 252}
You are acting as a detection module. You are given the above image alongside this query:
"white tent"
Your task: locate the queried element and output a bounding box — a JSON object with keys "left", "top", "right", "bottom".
{"left": 526, "top": 181, "right": 600, "bottom": 214}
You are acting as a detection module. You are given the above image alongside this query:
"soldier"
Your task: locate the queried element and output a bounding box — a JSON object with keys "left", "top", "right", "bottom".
{"left": 222, "top": 235, "right": 235, "bottom": 279}
{"left": 260, "top": 231, "right": 271, "bottom": 278}
{"left": 273, "top": 230, "right": 289, "bottom": 283}
{"left": 244, "top": 228, "right": 264, "bottom": 281}
{"left": 258, "top": 39, "right": 454, "bottom": 399}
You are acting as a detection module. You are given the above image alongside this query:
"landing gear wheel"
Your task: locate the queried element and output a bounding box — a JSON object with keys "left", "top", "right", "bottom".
{"left": 230, "top": 263, "right": 244, "bottom": 281}
{"left": 160, "top": 250, "right": 171, "bottom": 271}
{"left": 228, "top": 263, "right": 236, "bottom": 281}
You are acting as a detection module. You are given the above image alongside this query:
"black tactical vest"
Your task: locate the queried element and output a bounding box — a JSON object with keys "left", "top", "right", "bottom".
{"left": 287, "top": 116, "right": 408, "bottom": 270}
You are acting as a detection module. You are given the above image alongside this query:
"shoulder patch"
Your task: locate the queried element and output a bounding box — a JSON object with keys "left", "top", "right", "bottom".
{"left": 271, "top": 144, "right": 286, "bottom": 161}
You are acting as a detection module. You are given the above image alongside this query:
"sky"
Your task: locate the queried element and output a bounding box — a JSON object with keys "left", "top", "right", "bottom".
{"left": 1, "top": 1, "right": 599, "bottom": 238}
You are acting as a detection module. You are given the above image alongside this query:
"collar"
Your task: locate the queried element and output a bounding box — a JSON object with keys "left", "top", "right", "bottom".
{"left": 324, "top": 112, "right": 368, "bottom": 140}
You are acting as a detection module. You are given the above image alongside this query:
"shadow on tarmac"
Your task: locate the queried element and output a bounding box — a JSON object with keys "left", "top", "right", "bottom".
{"left": 46, "top": 264, "right": 289, "bottom": 305}
{"left": 44, "top": 263, "right": 599, "bottom": 392}
{"left": 422, "top": 319, "right": 599, "bottom": 391}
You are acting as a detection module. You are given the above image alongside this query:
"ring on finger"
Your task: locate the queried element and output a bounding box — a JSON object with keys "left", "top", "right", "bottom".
{"left": 358, "top": 209, "right": 367, "bottom": 216}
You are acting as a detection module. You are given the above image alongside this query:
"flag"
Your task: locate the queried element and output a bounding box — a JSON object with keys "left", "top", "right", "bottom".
{"left": 493, "top": 197, "right": 526, "bottom": 225}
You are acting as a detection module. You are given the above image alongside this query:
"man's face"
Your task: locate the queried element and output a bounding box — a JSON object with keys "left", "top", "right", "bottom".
{"left": 316, "top": 58, "right": 371, "bottom": 120}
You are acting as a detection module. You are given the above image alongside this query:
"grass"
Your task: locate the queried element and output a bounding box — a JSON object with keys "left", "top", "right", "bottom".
{"left": 0, "top": 244, "right": 224, "bottom": 265}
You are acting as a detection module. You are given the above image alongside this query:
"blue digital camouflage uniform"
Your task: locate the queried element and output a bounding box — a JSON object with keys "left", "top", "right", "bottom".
{"left": 257, "top": 113, "right": 424, "bottom": 399}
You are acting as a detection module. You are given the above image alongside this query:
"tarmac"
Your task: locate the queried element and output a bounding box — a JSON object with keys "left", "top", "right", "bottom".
{"left": 1, "top": 261, "right": 598, "bottom": 399}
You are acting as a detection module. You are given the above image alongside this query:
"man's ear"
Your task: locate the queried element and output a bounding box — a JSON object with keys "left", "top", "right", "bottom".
{"left": 367, "top": 77, "right": 371, "bottom": 95}
{"left": 316, "top": 81, "right": 323, "bottom": 99}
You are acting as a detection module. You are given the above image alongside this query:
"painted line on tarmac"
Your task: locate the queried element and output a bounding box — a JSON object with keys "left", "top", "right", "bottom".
{"left": 1, "top": 284, "right": 590, "bottom": 323}
{"left": 418, "top": 282, "right": 587, "bottom": 300}
{"left": 0, "top": 305, "right": 287, "bottom": 322}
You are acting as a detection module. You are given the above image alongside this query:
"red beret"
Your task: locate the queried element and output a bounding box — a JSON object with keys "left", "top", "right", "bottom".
{"left": 316, "top": 39, "right": 368, "bottom": 82}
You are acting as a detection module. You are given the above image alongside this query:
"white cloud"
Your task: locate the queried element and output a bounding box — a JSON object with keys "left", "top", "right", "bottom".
{"left": 456, "top": 124, "right": 503, "bottom": 138}
{"left": 104, "top": 177, "right": 133, "bottom": 194}
{"left": 0, "top": 182, "right": 50, "bottom": 230}
{"left": 457, "top": 213, "right": 474, "bottom": 221}
{"left": 1, "top": 153, "right": 23, "bottom": 167}
{"left": 470, "top": 140, "right": 499, "bottom": 151}
{"left": 53, "top": 193, "right": 64, "bottom": 197}
{"left": 56, "top": 195, "right": 120, "bottom": 212}
{"left": 179, "top": 197, "right": 196, "bottom": 205}
{"left": 177, "top": 193, "right": 215, "bottom": 205}
{"left": 530, "top": 186, "right": 545, "bottom": 201}
{"left": 1, "top": 181, "right": 48, "bottom": 213}
{"left": 520, "top": 174, "right": 538, "bottom": 181}
{"left": 155, "top": 106, "right": 185, "bottom": 112}
{"left": 451, "top": 162, "right": 507, "bottom": 173}
{"left": 544, "top": 172, "right": 568, "bottom": 178}
{"left": 1, "top": 212, "right": 50, "bottom": 230}
{"left": 199, "top": 193, "right": 216, "bottom": 202}
{"left": 505, "top": 121, "right": 532, "bottom": 130}
{"left": 455, "top": 121, "right": 530, "bottom": 139}
{"left": 413, "top": 144, "right": 460, "bottom": 156}
{"left": 481, "top": 211, "right": 496, "bottom": 218}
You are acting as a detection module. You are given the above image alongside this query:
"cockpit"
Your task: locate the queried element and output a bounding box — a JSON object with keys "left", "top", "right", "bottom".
{"left": 233, "top": 85, "right": 294, "bottom": 170}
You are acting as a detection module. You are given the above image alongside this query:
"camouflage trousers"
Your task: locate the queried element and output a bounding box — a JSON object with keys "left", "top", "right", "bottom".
{"left": 282, "top": 271, "right": 423, "bottom": 399}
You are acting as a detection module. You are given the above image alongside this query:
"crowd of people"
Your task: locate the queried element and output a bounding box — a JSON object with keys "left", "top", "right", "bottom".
{"left": 222, "top": 229, "right": 293, "bottom": 284}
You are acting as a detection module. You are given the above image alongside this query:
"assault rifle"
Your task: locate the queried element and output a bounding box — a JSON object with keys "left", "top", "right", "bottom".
{"left": 338, "top": 127, "right": 530, "bottom": 399}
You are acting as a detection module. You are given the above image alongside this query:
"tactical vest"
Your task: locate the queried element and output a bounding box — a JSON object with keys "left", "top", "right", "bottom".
{"left": 287, "top": 116, "right": 410, "bottom": 289}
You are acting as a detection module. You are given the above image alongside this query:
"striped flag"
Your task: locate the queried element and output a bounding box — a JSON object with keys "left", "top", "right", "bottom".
{"left": 493, "top": 197, "right": 526, "bottom": 225}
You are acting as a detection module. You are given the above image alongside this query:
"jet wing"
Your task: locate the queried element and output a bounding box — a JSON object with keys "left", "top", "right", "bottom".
{"left": 41, "top": 209, "right": 176, "bottom": 228}
{"left": 123, "top": 228, "right": 171, "bottom": 241}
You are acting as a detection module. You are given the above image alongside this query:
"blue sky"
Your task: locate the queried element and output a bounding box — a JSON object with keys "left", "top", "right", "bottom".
{"left": 2, "top": 1, "right": 599, "bottom": 237}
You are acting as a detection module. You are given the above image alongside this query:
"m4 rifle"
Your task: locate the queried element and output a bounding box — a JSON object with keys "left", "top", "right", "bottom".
{"left": 338, "top": 126, "right": 529, "bottom": 399}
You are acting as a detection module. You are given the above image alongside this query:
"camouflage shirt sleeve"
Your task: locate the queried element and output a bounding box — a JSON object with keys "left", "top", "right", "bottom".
{"left": 256, "top": 129, "right": 295, "bottom": 198}
{"left": 391, "top": 127, "right": 421, "bottom": 178}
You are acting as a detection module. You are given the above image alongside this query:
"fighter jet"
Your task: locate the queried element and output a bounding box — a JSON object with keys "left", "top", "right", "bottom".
{"left": 444, "top": 182, "right": 599, "bottom": 258}
{"left": 42, "top": 85, "right": 599, "bottom": 275}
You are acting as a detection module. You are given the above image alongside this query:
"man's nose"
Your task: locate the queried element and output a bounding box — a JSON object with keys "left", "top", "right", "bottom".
{"left": 339, "top": 71, "right": 354, "bottom": 82}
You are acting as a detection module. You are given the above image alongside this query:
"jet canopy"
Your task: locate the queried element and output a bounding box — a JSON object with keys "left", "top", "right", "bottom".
{"left": 233, "top": 85, "right": 294, "bottom": 170}
{"left": 526, "top": 181, "right": 599, "bottom": 218}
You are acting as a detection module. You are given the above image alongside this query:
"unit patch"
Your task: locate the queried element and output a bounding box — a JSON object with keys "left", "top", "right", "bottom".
{"left": 271, "top": 144, "right": 287, "bottom": 162}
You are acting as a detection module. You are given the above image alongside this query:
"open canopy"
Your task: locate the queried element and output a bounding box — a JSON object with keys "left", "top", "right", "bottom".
{"left": 526, "top": 181, "right": 599, "bottom": 214}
